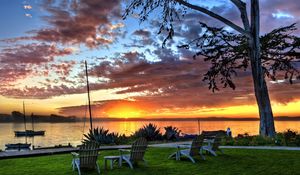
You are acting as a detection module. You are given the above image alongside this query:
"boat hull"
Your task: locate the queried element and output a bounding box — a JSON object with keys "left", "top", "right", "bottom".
{"left": 14, "top": 130, "right": 45, "bottom": 137}
{"left": 5, "top": 143, "right": 31, "bottom": 150}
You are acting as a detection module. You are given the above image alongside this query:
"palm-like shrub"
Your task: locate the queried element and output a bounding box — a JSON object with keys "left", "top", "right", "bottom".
{"left": 83, "top": 127, "right": 126, "bottom": 145}
{"left": 133, "top": 123, "right": 162, "bottom": 141}
{"left": 164, "top": 126, "right": 181, "bottom": 141}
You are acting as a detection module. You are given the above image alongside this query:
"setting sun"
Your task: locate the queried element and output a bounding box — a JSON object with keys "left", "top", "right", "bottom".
{"left": 107, "top": 106, "right": 142, "bottom": 118}
{"left": 1, "top": 1, "right": 300, "bottom": 174}
{"left": 103, "top": 101, "right": 144, "bottom": 118}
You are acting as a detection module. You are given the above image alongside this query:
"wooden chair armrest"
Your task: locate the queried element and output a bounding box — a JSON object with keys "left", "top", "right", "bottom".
{"left": 119, "top": 149, "right": 131, "bottom": 156}
{"left": 119, "top": 149, "right": 131, "bottom": 152}
{"left": 71, "top": 152, "right": 79, "bottom": 158}
{"left": 177, "top": 144, "right": 191, "bottom": 149}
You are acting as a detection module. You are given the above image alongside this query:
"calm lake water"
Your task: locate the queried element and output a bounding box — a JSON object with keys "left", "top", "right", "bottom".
{"left": 1, "top": 120, "right": 300, "bottom": 150}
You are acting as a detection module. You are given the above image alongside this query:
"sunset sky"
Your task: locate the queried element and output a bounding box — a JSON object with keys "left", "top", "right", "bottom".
{"left": 0, "top": 0, "right": 299, "bottom": 119}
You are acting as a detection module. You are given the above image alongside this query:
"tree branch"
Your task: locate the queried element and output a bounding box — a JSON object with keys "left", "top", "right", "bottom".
{"left": 230, "top": 0, "right": 250, "bottom": 31}
{"left": 174, "top": 0, "right": 250, "bottom": 37}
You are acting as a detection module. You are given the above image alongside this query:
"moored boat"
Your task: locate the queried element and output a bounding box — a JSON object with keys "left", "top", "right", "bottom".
{"left": 15, "top": 130, "right": 45, "bottom": 137}
{"left": 5, "top": 143, "right": 31, "bottom": 150}
{"left": 14, "top": 112, "right": 46, "bottom": 137}
{"left": 6, "top": 102, "right": 32, "bottom": 151}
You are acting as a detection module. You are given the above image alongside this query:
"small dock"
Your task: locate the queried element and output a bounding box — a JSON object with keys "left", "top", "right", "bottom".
{"left": 0, "top": 145, "right": 131, "bottom": 159}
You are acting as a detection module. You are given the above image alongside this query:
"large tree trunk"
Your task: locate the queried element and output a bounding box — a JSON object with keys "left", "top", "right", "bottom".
{"left": 249, "top": 0, "right": 275, "bottom": 137}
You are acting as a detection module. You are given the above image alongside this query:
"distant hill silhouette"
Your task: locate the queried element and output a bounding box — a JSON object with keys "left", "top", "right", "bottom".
{"left": 91, "top": 116, "right": 300, "bottom": 122}
{"left": 0, "top": 112, "right": 299, "bottom": 123}
{"left": 0, "top": 111, "right": 77, "bottom": 123}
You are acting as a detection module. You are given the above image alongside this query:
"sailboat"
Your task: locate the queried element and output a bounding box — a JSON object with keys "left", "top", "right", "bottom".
{"left": 6, "top": 102, "right": 31, "bottom": 150}
{"left": 5, "top": 143, "right": 31, "bottom": 150}
{"left": 15, "top": 113, "right": 45, "bottom": 137}
{"left": 85, "top": 60, "right": 93, "bottom": 130}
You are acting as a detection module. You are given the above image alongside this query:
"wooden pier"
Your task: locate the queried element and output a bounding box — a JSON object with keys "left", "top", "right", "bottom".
{"left": 0, "top": 145, "right": 131, "bottom": 159}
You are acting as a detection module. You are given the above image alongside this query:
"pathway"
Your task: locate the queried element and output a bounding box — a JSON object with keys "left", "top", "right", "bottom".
{"left": 150, "top": 141, "right": 300, "bottom": 151}
{"left": 0, "top": 145, "right": 131, "bottom": 159}
{"left": 1, "top": 142, "right": 299, "bottom": 159}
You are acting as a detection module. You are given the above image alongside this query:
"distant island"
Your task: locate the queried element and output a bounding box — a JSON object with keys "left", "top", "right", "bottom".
{"left": 0, "top": 111, "right": 299, "bottom": 123}
{"left": 93, "top": 116, "right": 300, "bottom": 122}
{"left": 0, "top": 111, "right": 78, "bottom": 123}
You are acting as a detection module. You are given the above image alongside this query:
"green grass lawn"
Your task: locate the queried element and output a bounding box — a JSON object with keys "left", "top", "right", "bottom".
{"left": 0, "top": 148, "right": 300, "bottom": 175}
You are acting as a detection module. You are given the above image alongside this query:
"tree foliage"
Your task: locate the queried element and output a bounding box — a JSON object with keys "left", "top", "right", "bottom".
{"left": 123, "top": 0, "right": 300, "bottom": 137}
{"left": 123, "top": 0, "right": 184, "bottom": 46}
{"left": 124, "top": 1, "right": 300, "bottom": 92}
{"left": 179, "top": 23, "right": 300, "bottom": 92}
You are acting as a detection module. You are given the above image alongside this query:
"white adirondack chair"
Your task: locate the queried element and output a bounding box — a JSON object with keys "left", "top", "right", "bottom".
{"left": 201, "top": 135, "right": 224, "bottom": 156}
{"left": 169, "top": 135, "right": 205, "bottom": 163}
{"left": 71, "top": 141, "right": 100, "bottom": 175}
{"left": 119, "top": 137, "right": 148, "bottom": 169}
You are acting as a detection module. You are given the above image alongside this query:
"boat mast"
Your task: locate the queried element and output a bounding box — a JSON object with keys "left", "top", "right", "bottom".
{"left": 31, "top": 113, "right": 34, "bottom": 131}
{"left": 85, "top": 60, "right": 93, "bottom": 130}
{"left": 31, "top": 113, "right": 35, "bottom": 149}
{"left": 23, "top": 101, "right": 27, "bottom": 143}
{"left": 197, "top": 118, "right": 201, "bottom": 135}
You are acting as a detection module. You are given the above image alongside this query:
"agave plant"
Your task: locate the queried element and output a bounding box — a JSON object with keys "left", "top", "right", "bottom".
{"left": 109, "top": 132, "right": 129, "bottom": 145}
{"left": 133, "top": 123, "right": 162, "bottom": 141}
{"left": 83, "top": 127, "right": 124, "bottom": 145}
{"left": 164, "top": 126, "right": 181, "bottom": 141}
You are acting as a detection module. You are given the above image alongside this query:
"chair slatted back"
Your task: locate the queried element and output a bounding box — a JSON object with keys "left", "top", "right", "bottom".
{"left": 130, "top": 138, "right": 148, "bottom": 162}
{"left": 190, "top": 135, "right": 204, "bottom": 156}
{"left": 202, "top": 131, "right": 217, "bottom": 140}
{"left": 212, "top": 135, "right": 222, "bottom": 151}
{"left": 202, "top": 130, "right": 226, "bottom": 139}
{"left": 79, "top": 141, "right": 100, "bottom": 169}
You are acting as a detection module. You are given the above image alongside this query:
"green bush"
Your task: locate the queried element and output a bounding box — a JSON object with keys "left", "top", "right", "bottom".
{"left": 249, "top": 136, "right": 274, "bottom": 146}
{"left": 283, "top": 129, "right": 297, "bottom": 146}
{"left": 80, "top": 125, "right": 300, "bottom": 146}
{"left": 234, "top": 138, "right": 251, "bottom": 146}
{"left": 295, "top": 135, "right": 300, "bottom": 146}
{"left": 274, "top": 133, "right": 285, "bottom": 146}
{"left": 221, "top": 130, "right": 300, "bottom": 146}
{"left": 222, "top": 137, "right": 235, "bottom": 146}
{"left": 234, "top": 133, "right": 251, "bottom": 146}
{"left": 226, "top": 133, "right": 276, "bottom": 146}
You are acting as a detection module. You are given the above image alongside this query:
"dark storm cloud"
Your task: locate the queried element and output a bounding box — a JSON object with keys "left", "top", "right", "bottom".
{"left": 57, "top": 99, "right": 154, "bottom": 117}
{"left": 123, "top": 29, "right": 155, "bottom": 48}
{"left": 133, "top": 29, "right": 151, "bottom": 38}
{"left": 0, "top": 65, "right": 32, "bottom": 85}
{"left": 0, "top": 43, "right": 72, "bottom": 64}
{"left": 1, "top": 0, "right": 300, "bottom": 110}
{"left": 0, "top": 0, "right": 123, "bottom": 98}
{"left": 30, "top": 0, "right": 122, "bottom": 48}
{"left": 2, "top": 0, "right": 123, "bottom": 48}
{"left": 0, "top": 84, "right": 86, "bottom": 99}
{"left": 0, "top": 43, "right": 73, "bottom": 86}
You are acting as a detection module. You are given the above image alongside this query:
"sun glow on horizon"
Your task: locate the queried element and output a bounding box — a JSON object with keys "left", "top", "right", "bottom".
{"left": 2, "top": 92, "right": 300, "bottom": 119}
{"left": 100, "top": 99, "right": 300, "bottom": 119}
{"left": 103, "top": 101, "right": 146, "bottom": 118}
{"left": 107, "top": 106, "right": 142, "bottom": 118}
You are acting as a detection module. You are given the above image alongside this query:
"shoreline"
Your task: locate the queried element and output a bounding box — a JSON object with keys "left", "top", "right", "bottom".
{"left": 1, "top": 116, "right": 300, "bottom": 123}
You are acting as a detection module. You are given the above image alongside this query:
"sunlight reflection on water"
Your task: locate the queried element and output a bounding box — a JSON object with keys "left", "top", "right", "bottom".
{"left": 0, "top": 120, "right": 299, "bottom": 150}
